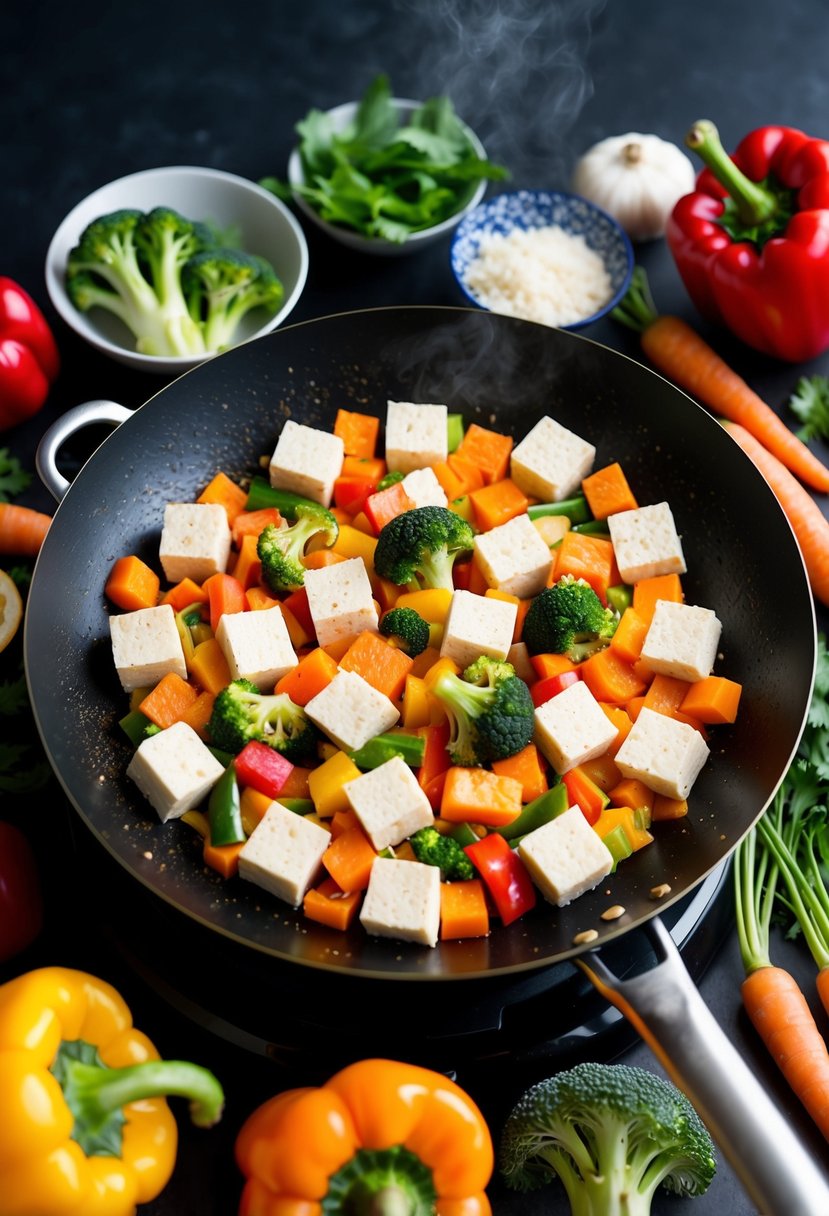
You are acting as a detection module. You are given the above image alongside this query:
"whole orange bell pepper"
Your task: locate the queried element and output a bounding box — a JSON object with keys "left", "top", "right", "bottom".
{"left": 234, "top": 1057, "right": 494, "bottom": 1216}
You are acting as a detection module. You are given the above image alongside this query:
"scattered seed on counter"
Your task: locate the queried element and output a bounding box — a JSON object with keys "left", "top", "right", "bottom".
{"left": 601, "top": 904, "right": 626, "bottom": 921}
{"left": 650, "top": 883, "right": 672, "bottom": 899}
{"left": 572, "top": 928, "right": 599, "bottom": 945}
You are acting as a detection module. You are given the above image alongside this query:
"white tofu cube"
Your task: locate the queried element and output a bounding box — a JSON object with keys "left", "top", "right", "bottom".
{"left": 519, "top": 806, "right": 614, "bottom": 906}
{"left": 304, "top": 557, "right": 379, "bottom": 648}
{"left": 385, "top": 401, "right": 448, "bottom": 474}
{"left": 607, "top": 502, "right": 687, "bottom": 584}
{"left": 534, "top": 680, "right": 619, "bottom": 774}
{"left": 238, "top": 802, "right": 331, "bottom": 907}
{"left": 473, "top": 513, "right": 553, "bottom": 598}
{"left": 507, "top": 641, "right": 537, "bottom": 685}
{"left": 158, "top": 502, "right": 231, "bottom": 585}
{"left": 401, "top": 467, "right": 448, "bottom": 508}
{"left": 215, "top": 606, "right": 297, "bottom": 690}
{"left": 110, "top": 604, "right": 187, "bottom": 692}
{"left": 344, "top": 756, "right": 434, "bottom": 850}
{"left": 615, "top": 706, "right": 710, "bottom": 800}
{"left": 510, "top": 415, "right": 596, "bottom": 502}
{"left": 126, "top": 721, "right": 224, "bottom": 822}
{"left": 268, "top": 419, "right": 345, "bottom": 507}
{"left": 640, "top": 600, "right": 722, "bottom": 683}
{"left": 360, "top": 857, "right": 441, "bottom": 947}
{"left": 440, "top": 589, "right": 517, "bottom": 669}
{"left": 305, "top": 669, "right": 399, "bottom": 752}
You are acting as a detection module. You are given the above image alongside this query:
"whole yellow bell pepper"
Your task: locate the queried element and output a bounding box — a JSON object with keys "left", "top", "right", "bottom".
{"left": 0, "top": 966, "right": 224, "bottom": 1216}
{"left": 234, "top": 1057, "right": 493, "bottom": 1215}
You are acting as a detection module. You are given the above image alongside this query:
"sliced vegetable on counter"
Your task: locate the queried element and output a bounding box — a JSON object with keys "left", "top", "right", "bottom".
{"left": 0, "top": 277, "right": 60, "bottom": 429}
{"left": 499, "top": 1061, "right": 716, "bottom": 1214}
{"left": 235, "top": 1057, "right": 494, "bottom": 1215}
{"left": 571, "top": 132, "right": 696, "bottom": 241}
{"left": 0, "top": 821, "right": 43, "bottom": 962}
{"left": 668, "top": 119, "right": 829, "bottom": 362}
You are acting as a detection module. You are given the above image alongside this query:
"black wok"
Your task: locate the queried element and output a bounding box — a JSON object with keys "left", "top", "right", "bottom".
{"left": 26, "top": 307, "right": 825, "bottom": 1210}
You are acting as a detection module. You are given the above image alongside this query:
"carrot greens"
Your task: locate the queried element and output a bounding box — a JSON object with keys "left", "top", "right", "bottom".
{"left": 788, "top": 375, "right": 829, "bottom": 444}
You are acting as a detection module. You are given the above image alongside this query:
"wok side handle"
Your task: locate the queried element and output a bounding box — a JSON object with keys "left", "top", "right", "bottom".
{"left": 36, "top": 399, "right": 133, "bottom": 502}
{"left": 577, "top": 916, "right": 829, "bottom": 1216}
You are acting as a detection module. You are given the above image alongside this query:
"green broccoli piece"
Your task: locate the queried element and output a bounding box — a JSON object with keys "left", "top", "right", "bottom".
{"left": 523, "top": 575, "right": 618, "bottom": 660}
{"left": 183, "top": 247, "right": 284, "bottom": 353}
{"left": 375, "top": 470, "right": 404, "bottom": 492}
{"left": 379, "top": 607, "right": 430, "bottom": 657}
{"left": 65, "top": 206, "right": 212, "bottom": 357}
{"left": 431, "top": 655, "right": 534, "bottom": 767}
{"left": 256, "top": 505, "right": 339, "bottom": 592}
{"left": 410, "top": 826, "right": 474, "bottom": 881}
{"left": 208, "top": 678, "right": 318, "bottom": 764}
{"left": 499, "top": 1061, "right": 716, "bottom": 1215}
{"left": 374, "top": 505, "right": 474, "bottom": 591}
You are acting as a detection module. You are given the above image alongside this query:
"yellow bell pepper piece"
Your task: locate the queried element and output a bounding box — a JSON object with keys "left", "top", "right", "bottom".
{"left": 401, "top": 674, "right": 431, "bottom": 729}
{"left": 308, "top": 750, "right": 363, "bottom": 818}
{"left": 394, "top": 588, "right": 453, "bottom": 625}
{"left": 594, "top": 803, "right": 654, "bottom": 852}
{"left": 332, "top": 524, "right": 377, "bottom": 574}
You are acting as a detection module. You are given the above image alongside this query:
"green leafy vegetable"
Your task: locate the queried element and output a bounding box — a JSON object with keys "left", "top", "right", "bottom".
{"left": 0, "top": 449, "right": 32, "bottom": 502}
{"left": 788, "top": 375, "right": 829, "bottom": 443}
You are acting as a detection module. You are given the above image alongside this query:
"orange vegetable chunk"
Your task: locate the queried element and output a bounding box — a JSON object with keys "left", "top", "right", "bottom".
{"left": 203, "top": 838, "right": 245, "bottom": 879}
{"left": 276, "top": 648, "right": 339, "bottom": 706}
{"left": 232, "top": 507, "right": 281, "bottom": 547}
{"left": 440, "top": 879, "right": 490, "bottom": 940}
{"left": 492, "top": 743, "right": 548, "bottom": 802}
{"left": 469, "top": 479, "right": 530, "bottom": 531}
{"left": 197, "top": 472, "right": 248, "bottom": 523}
{"left": 610, "top": 607, "right": 648, "bottom": 663}
{"left": 440, "top": 766, "right": 523, "bottom": 827}
{"left": 162, "top": 577, "right": 208, "bottom": 613}
{"left": 580, "top": 648, "right": 647, "bottom": 704}
{"left": 632, "top": 573, "right": 684, "bottom": 625}
{"left": 190, "top": 637, "right": 232, "bottom": 695}
{"left": 582, "top": 462, "right": 638, "bottom": 519}
{"left": 139, "top": 672, "right": 199, "bottom": 728}
{"left": 304, "top": 878, "right": 362, "bottom": 931}
{"left": 105, "top": 555, "right": 160, "bottom": 612}
{"left": 323, "top": 826, "right": 378, "bottom": 892}
{"left": 334, "top": 409, "right": 380, "bottom": 458}
{"left": 455, "top": 423, "right": 513, "bottom": 484}
{"left": 339, "top": 630, "right": 413, "bottom": 701}
{"left": 680, "top": 676, "right": 743, "bottom": 724}
{"left": 555, "top": 531, "right": 615, "bottom": 604}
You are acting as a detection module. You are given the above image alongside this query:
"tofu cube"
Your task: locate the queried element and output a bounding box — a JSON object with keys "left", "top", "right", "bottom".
{"left": 126, "top": 721, "right": 225, "bottom": 822}
{"left": 473, "top": 513, "right": 553, "bottom": 598}
{"left": 238, "top": 802, "right": 331, "bottom": 907}
{"left": 304, "top": 557, "right": 379, "bottom": 648}
{"left": 359, "top": 857, "right": 441, "bottom": 947}
{"left": 607, "top": 502, "right": 687, "bottom": 584}
{"left": 440, "top": 589, "right": 517, "bottom": 668}
{"left": 534, "top": 680, "right": 619, "bottom": 774}
{"left": 268, "top": 419, "right": 345, "bottom": 507}
{"left": 110, "top": 603, "right": 187, "bottom": 692}
{"left": 507, "top": 641, "right": 537, "bottom": 686}
{"left": 385, "top": 401, "right": 448, "bottom": 474}
{"left": 401, "top": 467, "right": 448, "bottom": 508}
{"left": 305, "top": 669, "right": 399, "bottom": 752}
{"left": 510, "top": 415, "right": 596, "bottom": 502}
{"left": 344, "top": 756, "right": 434, "bottom": 850}
{"left": 640, "top": 600, "right": 723, "bottom": 683}
{"left": 215, "top": 605, "right": 297, "bottom": 689}
{"left": 615, "top": 706, "right": 710, "bottom": 800}
{"left": 518, "top": 806, "right": 614, "bottom": 906}
{"left": 158, "top": 502, "right": 231, "bottom": 585}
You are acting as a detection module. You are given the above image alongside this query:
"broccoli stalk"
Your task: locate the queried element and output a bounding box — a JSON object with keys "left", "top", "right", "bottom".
{"left": 207, "top": 678, "right": 318, "bottom": 764}
{"left": 374, "top": 505, "right": 474, "bottom": 591}
{"left": 256, "top": 505, "right": 339, "bottom": 592}
{"left": 431, "top": 655, "right": 534, "bottom": 767}
{"left": 183, "top": 248, "right": 284, "bottom": 352}
{"left": 410, "top": 826, "right": 475, "bottom": 880}
{"left": 499, "top": 1062, "right": 716, "bottom": 1216}
{"left": 523, "top": 575, "right": 618, "bottom": 660}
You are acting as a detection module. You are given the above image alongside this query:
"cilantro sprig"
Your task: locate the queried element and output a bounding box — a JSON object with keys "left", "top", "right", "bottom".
{"left": 788, "top": 375, "right": 829, "bottom": 444}
{"left": 0, "top": 448, "right": 32, "bottom": 502}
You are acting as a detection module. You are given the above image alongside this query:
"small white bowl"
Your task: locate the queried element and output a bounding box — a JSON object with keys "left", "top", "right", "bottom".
{"left": 450, "top": 189, "right": 634, "bottom": 330}
{"left": 287, "top": 98, "right": 489, "bottom": 257}
{"left": 45, "top": 165, "right": 309, "bottom": 375}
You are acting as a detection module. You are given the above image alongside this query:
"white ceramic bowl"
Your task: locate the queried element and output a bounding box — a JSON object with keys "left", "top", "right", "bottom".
{"left": 45, "top": 165, "right": 309, "bottom": 375}
{"left": 287, "top": 98, "right": 489, "bottom": 256}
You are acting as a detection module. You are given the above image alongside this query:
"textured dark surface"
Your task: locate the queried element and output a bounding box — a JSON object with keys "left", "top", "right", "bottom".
{"left": 3, "top": 1, "right": 829, "bottom": 1213}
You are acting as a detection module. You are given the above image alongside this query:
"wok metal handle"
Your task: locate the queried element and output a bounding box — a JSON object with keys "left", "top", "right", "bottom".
{"left": 578, "top": 916, "right": 829, "bottom": 1215}
{"left": 36, "top": 398, "right": 133, "bottom": 502}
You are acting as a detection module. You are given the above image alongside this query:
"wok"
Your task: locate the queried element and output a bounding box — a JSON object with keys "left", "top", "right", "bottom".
{"left": 28, "top": 307, "right": 824, "bottom": 1210}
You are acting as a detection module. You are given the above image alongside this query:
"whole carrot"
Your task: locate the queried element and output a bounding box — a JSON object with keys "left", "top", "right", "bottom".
{"left": 613, "top": 268, "right": 829, "bottom": 494}
{"left": 0, "top": 502, "right": 52, "bottom": 556}
{"left": 722, "top": 421, "right": 829, "bottom": 607}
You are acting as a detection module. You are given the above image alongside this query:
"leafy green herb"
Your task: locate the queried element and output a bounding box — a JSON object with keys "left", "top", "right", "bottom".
{"left": 0, "top": 449, "right": 32, "bottom": 502}
{"left": 0, "top": 670, "right": 30, "bottom": 717}
{"left": 788, "top": 375, "right": 829, "bottom": 443}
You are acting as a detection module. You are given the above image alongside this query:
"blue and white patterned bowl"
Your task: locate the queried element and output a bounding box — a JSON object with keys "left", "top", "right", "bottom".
{"left": 450, "top": 189, "right": 634, "bottom": 330}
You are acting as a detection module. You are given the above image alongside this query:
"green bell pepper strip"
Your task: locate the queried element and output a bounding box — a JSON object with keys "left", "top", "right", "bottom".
{"left": 446, "top": 413, "right": 464, "bottom": 453}
{"left": 603, "top": 824, "right": 633, "bottom": 872}
{"left": 495, "top": 783, "right": 570, "bottom": 841}
{"left": 606, "top": 584, "right": 633, "bottom": 615}
{"left": 245, "top": 476, "right": 335, "bottom": 522}
{"left": 527, "top": 495, "right": 592, "bottom": 524}
{"left": 349, "top": 732, "right": 426, "bottom": 770}
{"left": 208, "top": 765, "right": 245, "bottom": 846}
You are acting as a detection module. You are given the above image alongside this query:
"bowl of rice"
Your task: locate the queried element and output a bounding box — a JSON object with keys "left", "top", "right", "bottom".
{"left": 449, "top": 189, "right": 634, "bottom": 330}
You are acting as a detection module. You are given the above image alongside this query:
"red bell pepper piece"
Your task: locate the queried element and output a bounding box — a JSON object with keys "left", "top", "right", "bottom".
{"left": 667, "top": 120, "right": 829, "bottom": 362}
{"left": 234, "top": 740, "right": 294, "bottom": 799}
{"left": 0, "top": 278, "right": 60, "bottom": 429}
{"left": 333, "top": 475, "right": 377, "bottom": 515}
{"left": 0, "top": 821, "right": 44, "bottom": 962}
{"left": 530, "top": 669, "right": 581, "bottom": 708}
{"left": 464, "top": 831, "right": 536, "bottom": 926}
{"left": 363, "top": 481, "right": 416, "bottom": 535}
{"left": 562, "top": 767, "right": 609, "bottom": 827}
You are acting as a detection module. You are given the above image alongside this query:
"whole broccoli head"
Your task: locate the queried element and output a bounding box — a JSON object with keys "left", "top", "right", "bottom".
{"left": 410, "top": 826, "right": 475, "bottom": 881}
{"left": 183, "top": 248, "right": 284, "bottom": 353}
{"left": 379, "top": 606, "right": 431, "bottom": 657}
{"left": 374, "top": 505, "right": 474, "bottom": 591}
{"left": 431, "top": 655, "right": 534, "bottom": 767}
{"left": 523, "top": 575, "right": 618, "bottom": 660}
{"left": 499, "top": 1062, "right": 716, "bottom": 1215}
{"left": 256, "top": 505, "right": 339, "bottom": 592}
{"left": 208, "top": 678, "right": 318, "bottom": 764}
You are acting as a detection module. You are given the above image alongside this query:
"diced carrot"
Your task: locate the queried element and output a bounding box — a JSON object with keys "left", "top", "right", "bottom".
{"left": 440, "top": 879, "right": 490, "bottom": 940}
{"left": 440, "top": 766, "right": 523, "bottom": 827}
{"left": 304, "top": 878, "right": 362, "bottom": 931}
{"left": 642, "top": 673, "right": 692, "bottom": 717}
{"left": 179, "top": 690, "right": 216, "bottom": 740}
{"left": 334, "top": 409, "right": 380, "bottom": 458}
{"left": 139, "top": 672, "right": 199, "bottom": 728}
{"left": 600, "top": 703, "right": 633, "bottom": 755}
{"left": 349, "top": 511, "right": 374, "bottom": 536}
{"left": 162, "top": 577, "right": 208, "bottom": 613}
{"left": 372, "top": 575, "right": 400, "bottom": 613}
{"left": 333, "top": 476, "right": 376, "bottom": 515}
{"left": 232, "top": 533, "right": 262, "bottom": 591}
{"left": 447, "top": 452, "right": 485, "bottom": 492}
{"left": 465, "top": 555, "right": 491, "bottom": 595}
{"left": 322, "top": 636, "right": 354, "bottom": 663}
{"left": 190, "top": 637, "right": 232, "bottom": 695}
{"left": 232, "top": 508, "right": 281, "bottom": 547}
{"left": 417, "top": 720, "right": 452, "bottom": 793}
{"left": 579, "top": 752, "right": 622, "bottom": 793}
{"left": 680, "top": 676, "right": 743, "bottom": 724}
{"left": 609, "top": 777, "right": 656, "bottom": 813}
{"left": 203, "top": 838, "right": 245, "bottom": 879}
{"left": 626, "top": 695, "right": 646, "bottom": 722}
{"left": 408, "top": 646, "right": 444, "bottom": 681}
{"left": 492, "top": 743, "right": 548, "bottom": 802}
{"left": 455, "top": 423, "right": 513, "bottom": 484}
{"left": 280, "top": 767, "right": 312, "bottom": 799}
{"left": 610, "top": 606, "right": 648, "bottom": 663}
{"left": 342, "top": 455, "right": 386, "bottom": 482}
{"left": 323, "top": 826, "right": 378, "bottom": 892}
{"left": 277, "top": 648, "right": 339, "bottom": 706}
{"left": 246, "top": 585, "right": 281, "bottom": 611}
{"left": 363, "top": 481, "right": 416, "bottom": 534}
{"left": 240, "top": 787, "right": 273, "bottom": 835}
{"left": 594, "top": 804, "right": 653, "bottom": 851}
{"left": 581, "top": 462, "right": 638, "bottom": 520}
{"left": 469, "top": 479, "right": 530, "bottom": 531}
{"left": 433, "top": 461, "right": 467, "bottom": 501}
{"left": 197, "top": 472, "right": 248, "bottom": 523}
{"left": 633, "top": 573, "right": 684, "bottom": 625}
{"left": 530, "top": 653, "right": 578, "bottom": 681}
{"left": 105, "top": 555, "right": 160, "bottom": 612}
{"left": 301, "top": 549, "right": 348, "bottom": 570}
{"left": 484, "top": 589, "right": 529, "bottom": 642}
{"left": 580, "top": 648, "right": 647, "bottom": 704}
{"left": 555, "top": 532, "right": 615, "bottom": 604}
{"left": 203, "top": 572, "right": 247, "bottom": 632}
{"left": 282, "top": 587, "right": 315, "bottom": 639}
{"left": 652, "top": 794, "right": 689, "bottom": 820}
{"left": 330, "top": 809, "right": 360, "bottom": 839}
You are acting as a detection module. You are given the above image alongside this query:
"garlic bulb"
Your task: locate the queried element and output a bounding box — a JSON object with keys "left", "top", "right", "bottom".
{"left": 571, "top": 133, "right": 697, "bottom": 242}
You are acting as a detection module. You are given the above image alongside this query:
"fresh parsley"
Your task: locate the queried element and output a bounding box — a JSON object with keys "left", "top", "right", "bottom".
{"left": 0, "top": 448, "right": 31, "bottom": 502}
{"left": 788, "top": 375, "right": 829, "bottom": 444}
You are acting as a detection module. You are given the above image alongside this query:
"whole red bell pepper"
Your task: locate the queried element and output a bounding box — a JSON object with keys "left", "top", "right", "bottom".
{"left": 0, "top": 277, "right": 60, "bottom": 428}
{"left": 667, "top": 120, "right": 829, "bottom": 362}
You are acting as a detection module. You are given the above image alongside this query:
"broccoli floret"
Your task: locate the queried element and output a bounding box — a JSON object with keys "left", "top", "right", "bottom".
{"left": 499, "top": 1062, "right": 716, "bottom": 1215}
{"left": 65, "top": 206, "right": 212, "bottom": 357}
{"left": 374, "top": 505, "right": 474, "bottom": 591}
{"left": 208, "top": 678, "right": 318, "bottom": 763}
{"left": 183, "top": 248, "right": 284, "bottom": 352}
{"left": 256, "top": 505, "right": 339, "bottom": 592}
{"left": 523, "top": 575, "right": 618, "bottom": 660}
{"left": 375, "top": 470, "right": 404, "bottom": 492}
{"left": 379, "top": 607, "right": 431, "bottom": 657}
{"left": 431, "top": 655, "right": 534, "bottom": 767}
{"left": 410, "top": 826, "right": 474, "bottom": 881}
